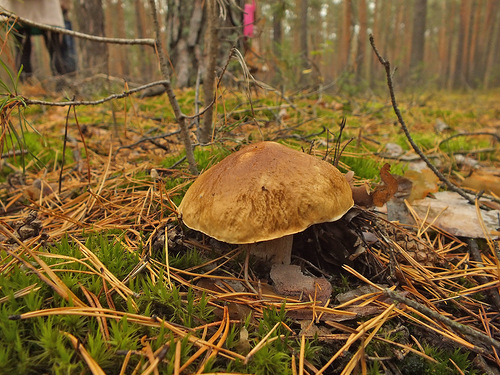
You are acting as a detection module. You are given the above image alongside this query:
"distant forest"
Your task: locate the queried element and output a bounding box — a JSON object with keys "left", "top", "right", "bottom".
{"left": 3, "top": 0, "right": 500, "bottom": 91}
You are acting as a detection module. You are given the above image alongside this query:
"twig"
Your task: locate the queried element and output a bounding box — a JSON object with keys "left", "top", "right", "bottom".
{"left": 271, "top": 126, "right": 326, "bottom": 143}
{"left": 467, "top": 239, "right": 500, "bottom": 311}
{"left": 369, "top": 34, "right": 476, "bottom": 205}
{"left": 383, "top": 288, "right": 500, "bottom": 352}
{"left": 333, "top": 117, "right": 347, "bottom": 167}
{"left": 169, "top": 156, "right": 186, "bottom": 169}
{"left": 116, "top": 129, "right": 182, "bottom": 152}
{"left": 194, "top": 66, "right": 201, "bottom": 133}
{"left": 147, "top": 0, "right": 197, "bottom": 175}
{"left": 59, "top": 102, "right": 73, "bottom": 193}
{"left": 0, "top": 10, "right": 155, "bottom": 46}
{"left": 438, "top": 132, "right": 500, "bottom": 148}
{"left": 23, "top": 80, "right": 171, "bottom": 107}
{"left": 1, "top": 149, "right": 27, "bottom": 158}
{"left": 147, "top": 139, "right": 169, "bottom": 153}
{"left": 73, "top": 106, "right": 91, "bottom": 186}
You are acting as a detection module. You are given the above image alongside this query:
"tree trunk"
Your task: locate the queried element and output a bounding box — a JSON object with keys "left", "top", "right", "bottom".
{"left": 410, "top": 0, "right": 428, "bottom": 72}
{"left": 165, "top": 0, "right": 204, "bottom": 88}
{"left": 445, "top": 1, "right": 458, "bottom": 89}
{"left": 272, "top": 1, "right": 283, "bottom": 58}
{"left": 75, "top": 0, "right": 107, "bottom": 74}
{"left": 298, "top": 0, "right": 309, "bottom": 85}
{"left": 478, "top": 0, "right": 497, "bottom": 75}
{"left": 340, "top": 0, "right": 352, "bottom": 70}
{"left": 355, "top": 0, "right": 367, "bottom": 80}
{"left": 392, "top": 1, "right": 405, "bottom": 66}
{"left": 135, "top": 0, "right": 153, "bottom": 81}
{"left": 483, "top": 2, "right": 500, "bottom": 88}
{"left": 271, "top": 0, "right": 284, "bottom": 87}
{"left": 453, "top": 0, "right": 471, "bottom": 89}
{"left": 116, "top": 0, "right": 129, "bottom": 77}
{"left": 369, "top": 0, "right": 381, "bottom": 86}
{"left": 199, "top": 0, "right": 219, "bottom": 145}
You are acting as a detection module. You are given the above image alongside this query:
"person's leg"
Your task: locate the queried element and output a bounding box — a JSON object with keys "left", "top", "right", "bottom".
{"left": 43, "top": 30, "right": 66, "bottom": 75}
{"left": 14, "top": 27, "right": 33, "bottom": 79}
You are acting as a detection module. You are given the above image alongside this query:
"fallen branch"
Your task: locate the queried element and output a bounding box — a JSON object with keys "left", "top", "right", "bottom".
{"left": 438, "top": 132, "right": 500, "bottom": 148}
{"left": 116, "top": 129, "right": 182, "bottom": 153}
{"left": 383, "top": 288, "right": 500, "bottom": 353}
{"left": 0, "top": 9, "right": 155, "bottom": 46}
{"left": 22, "top": 80, "right": 170, "bottom": 107}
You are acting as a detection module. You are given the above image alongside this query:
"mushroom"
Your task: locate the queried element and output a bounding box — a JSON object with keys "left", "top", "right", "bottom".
{"left": 178, "top": 141, "right": 354, "bottom": 295}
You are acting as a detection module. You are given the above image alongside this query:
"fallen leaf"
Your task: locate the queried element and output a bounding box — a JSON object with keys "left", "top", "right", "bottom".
{"left": 462, "top": 171, "right": 500, "bottom": 196}
{"left": 270, "top": 264, "right": 332, "bottom": 302}
{"left": 372, "top": 163, "right": 398, "bottom": 206}
{"left": 404, "top": 168, "right": 440, "bottom": 201}
{"left": 351, "top": 184, "right": 373, "bottom": 207}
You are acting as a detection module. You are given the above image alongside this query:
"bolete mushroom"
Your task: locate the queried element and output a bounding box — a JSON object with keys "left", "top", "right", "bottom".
{"left": 178, "top": 141, "right": 354, "bottom": 294}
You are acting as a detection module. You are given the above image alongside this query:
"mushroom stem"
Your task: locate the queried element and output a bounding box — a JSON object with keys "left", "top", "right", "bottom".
{"left": 245, "top": 235, "right": 294, "bottom": 265}
{"left": 242, "top": 235, "right": 293, "bottom": 294}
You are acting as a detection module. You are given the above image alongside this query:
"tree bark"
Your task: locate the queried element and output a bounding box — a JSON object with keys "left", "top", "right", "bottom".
{"left": 165, "top": 0, "right": 204, "bottom": 88}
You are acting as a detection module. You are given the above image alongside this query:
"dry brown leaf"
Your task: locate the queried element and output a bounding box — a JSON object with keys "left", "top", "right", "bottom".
{"left": 372, "top": 163, "right": 398, "bottom": 207}
{"left": 404, "top": 168, "right": 440, "bottom": 201}
{"left": 351, "top": 184, "right": 373, "bottom": 207}
{"left": 462, "top": 171, "right": 500, "bottom": 196}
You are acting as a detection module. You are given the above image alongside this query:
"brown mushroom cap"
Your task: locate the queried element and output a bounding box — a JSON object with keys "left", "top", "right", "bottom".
{"left": 178, "top": 141, "right": 354, "bottom": 244}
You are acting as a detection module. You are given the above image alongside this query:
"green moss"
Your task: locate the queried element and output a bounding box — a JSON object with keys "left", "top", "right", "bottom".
{"left": 341, "top": 155, "right": 406, "bottom": 180}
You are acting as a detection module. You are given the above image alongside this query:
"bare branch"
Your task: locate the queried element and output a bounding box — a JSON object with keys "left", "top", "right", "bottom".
{"left": 0, "top": 9, "right": 155, "bottom": 46}
{"left": 369, "top": 34, "right": 476, "bottom": 205}
{"left": 21, "top": 80, "right": 170, "bottom": 107}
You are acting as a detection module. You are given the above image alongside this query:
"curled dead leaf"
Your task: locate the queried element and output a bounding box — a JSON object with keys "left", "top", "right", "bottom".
{"left": 372, "top": 163, "right": 398, "bottom": 207}
{"left": 351, "top": 184, "right": 373, "bottom": 207}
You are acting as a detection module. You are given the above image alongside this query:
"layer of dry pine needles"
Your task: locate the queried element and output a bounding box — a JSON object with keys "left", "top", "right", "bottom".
{"left": 1, "top": 100, "right": 500, "bottom": 374}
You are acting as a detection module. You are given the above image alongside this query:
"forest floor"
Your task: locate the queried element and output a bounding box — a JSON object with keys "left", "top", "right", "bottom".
{"left": 1, "top": 82, "right": 499, "bottom": 374}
